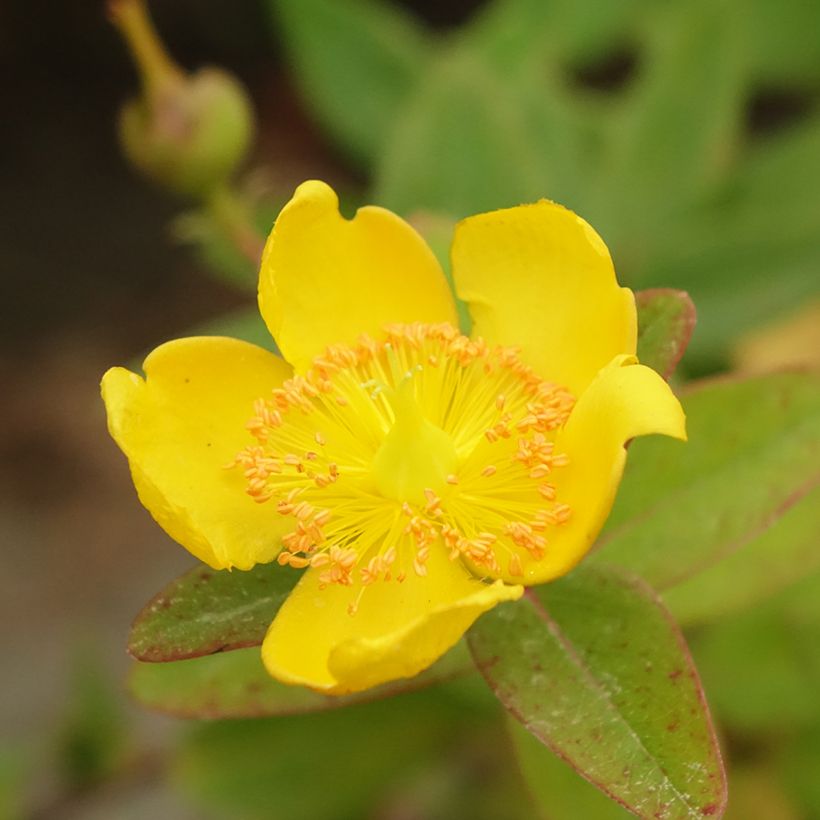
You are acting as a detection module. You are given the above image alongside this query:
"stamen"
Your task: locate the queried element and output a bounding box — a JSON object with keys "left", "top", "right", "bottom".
{"left": 232, "top": 322, "right": 576, "bottom": 607}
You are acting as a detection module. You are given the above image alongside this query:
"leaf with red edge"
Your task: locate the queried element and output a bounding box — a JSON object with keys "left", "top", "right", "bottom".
{"left": 468, "top": 564, "right": 726, "bottom": 820}
{"left": 129, "top": 641, "right": 473, "bottom": 719}
{"left": 128, "top": 562, "right": 298, "bottom": 662}
{"left": 508, "top": 718, "right": 633, "bottom": 819}
{"left": 635, "top": 289, "right": 696, "bottom": 379}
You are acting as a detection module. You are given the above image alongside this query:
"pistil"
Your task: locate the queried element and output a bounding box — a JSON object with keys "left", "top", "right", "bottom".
{"left": 370, "top": 375, "right": 458, "bottom": 505}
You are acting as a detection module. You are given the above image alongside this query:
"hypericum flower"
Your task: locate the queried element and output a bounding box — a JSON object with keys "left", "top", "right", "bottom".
{"left": 102, "top": 181, "right": 686, "bottom": 694}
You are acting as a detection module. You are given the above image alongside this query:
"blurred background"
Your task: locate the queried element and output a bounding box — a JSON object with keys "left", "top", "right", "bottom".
{"left": 1, "top": 0, "right": 818, "bottom": 817}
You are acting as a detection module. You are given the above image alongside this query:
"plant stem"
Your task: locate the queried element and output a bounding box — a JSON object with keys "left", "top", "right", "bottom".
{"left": 206, "top": 185, "right": 266, "bottom": 267}
{"left": 108, "top": 0, "right": 184, "bottom": 99}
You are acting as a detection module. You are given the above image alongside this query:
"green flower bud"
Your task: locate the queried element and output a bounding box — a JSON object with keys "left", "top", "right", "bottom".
{"left": 110, "top": 0, "right": 255, "bottom": 198}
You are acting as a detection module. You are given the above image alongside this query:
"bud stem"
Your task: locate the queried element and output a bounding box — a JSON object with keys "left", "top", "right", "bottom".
{"left": 108, "top": 0, "right": 184, "bottom": 98}
{"left": 206, "top": 185, "right": 266, "bottom": 265}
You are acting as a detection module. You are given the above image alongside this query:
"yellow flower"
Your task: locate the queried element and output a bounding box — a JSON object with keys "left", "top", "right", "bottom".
{"left": 102, "top": 181, "right": 686, "bottom": 694}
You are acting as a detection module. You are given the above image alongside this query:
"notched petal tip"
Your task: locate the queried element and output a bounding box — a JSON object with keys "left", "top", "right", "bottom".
{"left": 258, "top": 179, "right": 457, "bottom": 371}
{"left": 101, "top": 337, "right": 293, "bottom": 572}
{"left": 100, "top": 364, "right": 142, "bottom": 406}
{"left": 285, "top": 178, "right": 339, "bottom": 215}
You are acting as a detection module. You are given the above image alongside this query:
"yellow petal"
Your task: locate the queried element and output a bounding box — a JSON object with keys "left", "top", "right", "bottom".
{"left": 520, "top": 355, "right": 686, "bottom": 584}
{"left": 101, "top": 336, "right": 293, "bottom": 570}
{"left": 262, "top": 547, "right": 522, "bottom": 694}
{"left": 258, "top": 180, "right": 458, "bottom": 371}
{"left": 452, "top": 200, "right": 637, "bottom": 397}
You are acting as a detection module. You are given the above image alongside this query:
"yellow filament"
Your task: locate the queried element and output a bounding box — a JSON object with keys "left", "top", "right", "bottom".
{"left": 231, "top": 322, "right": 575, "bottom": 600}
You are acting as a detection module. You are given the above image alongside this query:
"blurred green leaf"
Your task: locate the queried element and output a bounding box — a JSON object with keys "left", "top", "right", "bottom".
{"left": 665, "top": 485, "right": 820, "bottom": 626}
{"left": 594, "top": 372, "right": 820, "bottom": 594}
{"left": 459, "top": 0, "right": 554, "bottom": 72}
{"left": 654, "top": 117, "right": 820, "bottom": 369}
{"left": 173, "top": 209, "right": 256, "bottom": 290}
{"left": 672, "top": 244, "right": 820, "bottom": 373}
{"left": 547, "top": 0, "right": 652, "bottom": 64}
{"left": 173, "top": 194, "right": 280, "bottom": 291}
{"left": 600, "top": 2, "right": 746, "bottom": 251}
{"left": 468, "top": 565, "right": 726, "bottom": 819}
{"left": 463, "top": 0, "right": 652, "bottom": 74}
{"left": 271, "top": 0, "right": 430, "bottom": 163}
{"left": 375, "top": 44, "right": 583, "bottom": 218}
{"left": 129, "top": 642, "right": 472, "bottom": 719}
{"left": 781, "top": 723, "right": 820, "bottom": 817}
{"left": 734, "top": 0, "right": 820, "bottom": 85}
{"left": 129, "top": 562, "right": 298, "bottom": 662}
{"left": 175, "top": 684, "right": 528, "bottom": 820}
{"left": 690, "top": 571, "right": 820, "bottom": 732}
{"left": 58, "top": 646, "right": 128, "bottom": 790}
{"left": 508, "top": 719, "right": 633, "bottom": 819}
{"left": 635, "top": 289, "right": 696, "bottom": 378}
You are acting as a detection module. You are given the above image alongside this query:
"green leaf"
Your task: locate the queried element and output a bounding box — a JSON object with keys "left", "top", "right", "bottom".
{"left": 690, "top": 570, "right": 820, "bottom": 732}
{"left": 736, "top": 0, "right": 820, "bottom": 84}
{"left": 781, "top": 723, "right": 820, "bottom": 817}
{"left": 129, "top": 562, "right": 298, "bottom": 662}
{"left": 58, "top": 645, "right": 129, "bottom": 789}
{"left": 635, "top": 289, "right": 696, "bottom": 378}
{"left": 468, "top": 565, "right": 726, "bottom": 820}
{"left": 665, "top": 485, "right": 820, "bottom": 627}
{"left": 271, "top": 0, "right": 430, "bottom": 164}
{"left": 173, "top": 208, "right": 256, "bottom": 290}
{"left": 508, "top": 718, "right": 633, "bottom": 819}
{"left": 652, "top": 117, "right": 820, "bottom": 370}
{"left": 129, "top": 642, "right": 473, "bottom": 719}
{"left": 594, "top": 372, "right": 820, "bottom": 596}
{"left": 462, "top": 0, "right": 651, "bottom": 74}
{"left": 375, "top": 44, "right": 583, "bottom": 218}
{"left": 600, "top": 2, "right": 746, "bottom": 248}
{"left": 172, "top": 195, "right": 280, "bottom": 291}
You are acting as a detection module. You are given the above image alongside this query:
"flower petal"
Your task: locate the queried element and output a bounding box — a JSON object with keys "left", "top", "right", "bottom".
{"left": 258, "top": 180, "right": 458, "bottom": 371}
{"left": 101, "top": 337, "right": 293, "bottom": 570}
{"left": 452, "top": 200, "right": 637, "bottom": 397}
{"left": 261, "top": 548, "right": 522, "bottom": 694}
{"left": 515, "top": 355, "right": 686, "bottom": 585}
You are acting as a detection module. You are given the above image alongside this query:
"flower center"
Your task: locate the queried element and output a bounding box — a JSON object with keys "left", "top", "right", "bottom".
{"left": 370, "top": 371, "right": 458, "bottom": 505}
{"left": 232, "top": 323, "right": 575, "bottom": 611}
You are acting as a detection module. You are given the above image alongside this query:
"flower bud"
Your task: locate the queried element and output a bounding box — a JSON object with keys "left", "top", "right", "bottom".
{"left": 110, "top": 0, "right": 255, "bottom": 198}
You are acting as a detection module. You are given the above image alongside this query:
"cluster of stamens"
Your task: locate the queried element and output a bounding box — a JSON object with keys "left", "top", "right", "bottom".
{"left": 230, "top": 322, "right": 575, "bottom": 612}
